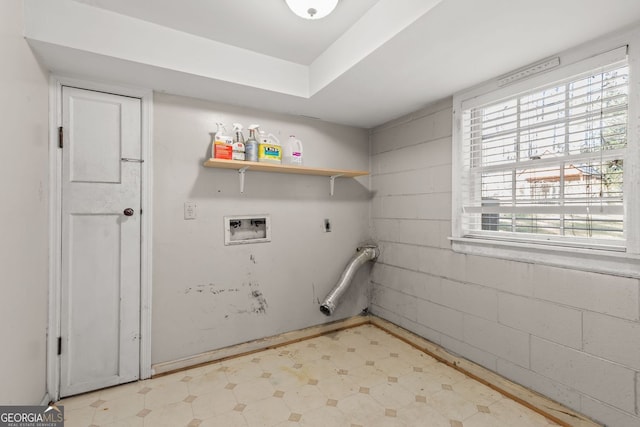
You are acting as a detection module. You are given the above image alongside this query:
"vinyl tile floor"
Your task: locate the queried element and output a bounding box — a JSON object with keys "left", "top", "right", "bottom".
{"left": 58, "top": 324, "right": 560, "bottom": 427}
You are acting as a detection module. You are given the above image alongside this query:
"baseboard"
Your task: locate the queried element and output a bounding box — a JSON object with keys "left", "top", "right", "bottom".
{"left": 40, "top": 392, "right": 51, "bottom": 406}
{"left": 369, "top": 316, "right": 601, "bottom": 427}
{"left": 151, "top": 315, "right": 369, "bottom": 376}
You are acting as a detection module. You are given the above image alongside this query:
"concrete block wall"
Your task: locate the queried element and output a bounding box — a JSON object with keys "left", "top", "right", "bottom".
{"left": 369, "top": 98, "right": 640, "bottom": 427}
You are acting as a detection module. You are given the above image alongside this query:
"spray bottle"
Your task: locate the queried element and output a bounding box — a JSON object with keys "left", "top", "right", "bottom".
{"left": 211, "top": 122, "right": 232, "bottom": 160}
{"left": 232, "top": 123, "right": 246, "bottom": 161}
{"left": 245, "top": 124, "right": 260, "bottom": 162}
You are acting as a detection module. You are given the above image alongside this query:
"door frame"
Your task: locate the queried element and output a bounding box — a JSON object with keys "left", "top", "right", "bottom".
{"left": 47, "top": 75, "right": 153, "bottom": 402}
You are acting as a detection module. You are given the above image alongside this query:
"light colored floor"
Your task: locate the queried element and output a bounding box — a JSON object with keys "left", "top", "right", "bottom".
{"left": 59, "top": 324, "right": 559, "bottom": 427}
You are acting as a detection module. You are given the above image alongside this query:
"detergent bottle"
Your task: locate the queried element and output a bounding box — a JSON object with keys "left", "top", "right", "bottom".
{"left": 211, "top": 122, "right": 232, "bottom": 160}
{"left": 232, "top": 123, "right": 246, "bottom": 161}
{"left": 258, "top": 129, "right": 281, "bottom": 164}
{"left": 283, "top": 135, "right": 303, "bottom": 166}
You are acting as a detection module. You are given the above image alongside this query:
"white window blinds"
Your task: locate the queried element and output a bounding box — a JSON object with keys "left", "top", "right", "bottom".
{"left": 459, "top": 55, "right": 628, "bottom": 250}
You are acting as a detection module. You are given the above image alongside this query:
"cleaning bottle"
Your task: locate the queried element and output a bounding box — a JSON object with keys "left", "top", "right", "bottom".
{"left": 245, "top": 124, "right": 260, "bottom": 162}
{"left": 283, "top": 135, "right": 303, "bottom": 166}
{"left": 232, "top": 123, "right": 246, "bottom": 161}
{"left": 258, "top": 129, "right": 281, "bottom": 164}
{"left": 212, "top": 122, "right": 232, "bottom": 160}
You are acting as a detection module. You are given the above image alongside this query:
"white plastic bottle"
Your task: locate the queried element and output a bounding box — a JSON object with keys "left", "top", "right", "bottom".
{"left": 283, "top": 135, "right": 303, "bottom": 165}
{"left": 258, "top": 130, "right": 281, "bottom": 164}
{"left": 212, "top": 122, "right": 232, "bottom": 160}
{"left": 232, "top": 123, "right": 246, "bottom": 161}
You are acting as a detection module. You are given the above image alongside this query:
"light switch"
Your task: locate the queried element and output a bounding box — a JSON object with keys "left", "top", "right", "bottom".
{"left": 184, "top": 201, "right": 197, "bottom": 220}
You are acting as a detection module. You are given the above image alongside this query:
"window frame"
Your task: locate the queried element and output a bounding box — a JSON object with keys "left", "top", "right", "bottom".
{"left": 451, "top": 31, "right": 640, "bottom": 278}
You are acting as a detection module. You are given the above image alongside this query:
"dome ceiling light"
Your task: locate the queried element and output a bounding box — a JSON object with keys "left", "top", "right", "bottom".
{"left": 285, "top": 0, "right": 339, "bottom": 20}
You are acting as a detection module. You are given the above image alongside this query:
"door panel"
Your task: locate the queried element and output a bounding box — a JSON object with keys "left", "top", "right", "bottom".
{"left": 67, "top": 214, "right": 121, "bottom": 385}
{"left": 68, "top": 97, "right": 122, "bottom": 183}
{"left": 60, "top": 86, "right": 141, "bottom": 397}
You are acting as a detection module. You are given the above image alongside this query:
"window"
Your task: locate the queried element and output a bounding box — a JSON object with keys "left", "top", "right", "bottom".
{"left": 452, "top": 44, "right": 640, "bottom": 275}
{"left": 464, "top": 57, "right": 627, "bottom": 247}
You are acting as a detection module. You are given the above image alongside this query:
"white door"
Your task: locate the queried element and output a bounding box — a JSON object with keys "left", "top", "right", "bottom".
{"left": 60, "top": 86, "right": 142, "bottom": 397}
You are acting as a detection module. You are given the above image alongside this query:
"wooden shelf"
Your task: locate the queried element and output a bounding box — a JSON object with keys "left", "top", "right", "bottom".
{"left": 202, "top": 158, "right": 369, "bottom": 195}
{"left": 203, "top": 158, "right": 368, "bottom": 178}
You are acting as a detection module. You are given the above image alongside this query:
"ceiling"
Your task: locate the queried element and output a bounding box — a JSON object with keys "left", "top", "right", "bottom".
{"left": 24, "top": 0, "right": 640, "bottom": 128}
{"left": 72, "top": 0, "right": 380, "bottom": 65}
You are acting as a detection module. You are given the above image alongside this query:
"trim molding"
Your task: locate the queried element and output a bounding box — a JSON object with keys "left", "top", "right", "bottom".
{"left": 40, "top": 393, "right": 50, "bottom": 406}
{"left": 151, "top": 316, "right": 370, "bottom": 376}
{"left": 47, "top": 75, "right": 153, "bottom": 401}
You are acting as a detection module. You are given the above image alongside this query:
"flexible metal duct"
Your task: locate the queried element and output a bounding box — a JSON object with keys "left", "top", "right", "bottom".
{"left": 320, "top": 245, "right": 380, "bottom": 316}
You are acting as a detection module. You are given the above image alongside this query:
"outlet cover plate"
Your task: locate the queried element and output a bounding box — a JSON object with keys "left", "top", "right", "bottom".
{"left": 184, "top": 201, "right": 197, "bottom": 220}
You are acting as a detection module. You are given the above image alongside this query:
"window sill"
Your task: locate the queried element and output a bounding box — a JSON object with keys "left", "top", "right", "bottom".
{"left": 450, "top": 236, "right": 640, "bottom": 278}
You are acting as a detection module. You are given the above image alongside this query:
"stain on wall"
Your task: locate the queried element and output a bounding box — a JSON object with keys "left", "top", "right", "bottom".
{"left": 183, "top": 282, "right": 268, "bottom": 315}
{"left": 184, "top": 283, "right": 240, "bottom": 295}
{"left": 248, "top": 283, "right": 268, "bottom": 315}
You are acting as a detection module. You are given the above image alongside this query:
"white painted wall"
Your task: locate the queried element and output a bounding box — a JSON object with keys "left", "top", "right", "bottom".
{"left": 152, "top": 93, "right": 371, "bottom": 364}
{"left": 369, "top": 96, "right": 640, "bottom": 426}
{"left": 0, "top": 0, "right": 50, "bottom": 404}
{"left": 23, "top": 0, "right": 308, "bottom": 97}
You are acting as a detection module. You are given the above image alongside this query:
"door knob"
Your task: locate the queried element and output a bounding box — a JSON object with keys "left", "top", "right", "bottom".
{"left": 123, "top": 208, "right": 134, "bottom": 216}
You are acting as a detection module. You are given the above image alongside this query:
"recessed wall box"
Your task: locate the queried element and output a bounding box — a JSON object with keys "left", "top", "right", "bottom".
{"left": 224, "top": 215, "right": 271, "bottom": 245}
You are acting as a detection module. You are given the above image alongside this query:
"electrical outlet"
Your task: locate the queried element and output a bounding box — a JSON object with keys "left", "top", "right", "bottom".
{"left": 324, "top": 218, "right": 331, "bottom": 232}
{"left": 184, "top": 201, "right": 197, "bottom": 220}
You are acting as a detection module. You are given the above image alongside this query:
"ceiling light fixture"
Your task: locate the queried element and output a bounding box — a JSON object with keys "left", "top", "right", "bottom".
{"left": 285, "top": 0, "right": 339, "bottom": 20}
